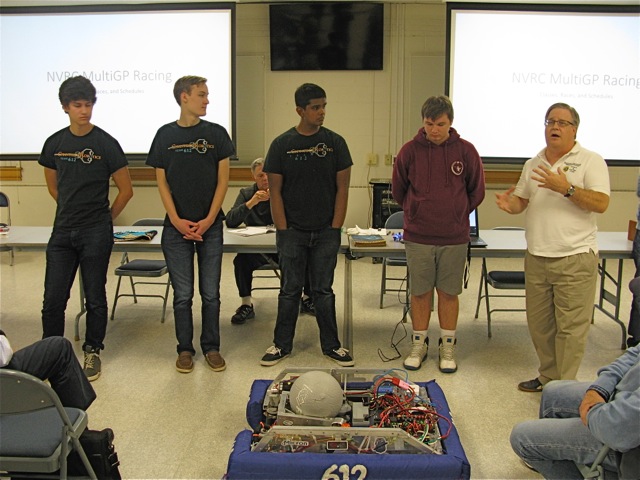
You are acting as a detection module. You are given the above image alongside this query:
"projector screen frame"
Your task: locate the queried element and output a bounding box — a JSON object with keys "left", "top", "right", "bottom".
{"left": 445, "top": 2, "right": 640, "bottom": 167}
{"left": 0, "top": 2, "right": 236, "bottom": 162}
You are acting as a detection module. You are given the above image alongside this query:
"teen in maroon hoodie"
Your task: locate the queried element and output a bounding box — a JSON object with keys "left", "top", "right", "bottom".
{"left": 392, "top": 95, "right": 485, "bottom": 373}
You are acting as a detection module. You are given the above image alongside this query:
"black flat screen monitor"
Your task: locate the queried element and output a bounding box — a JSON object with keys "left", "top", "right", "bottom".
{"left": 270, "top": 2, "right": 383, "bottom": 71}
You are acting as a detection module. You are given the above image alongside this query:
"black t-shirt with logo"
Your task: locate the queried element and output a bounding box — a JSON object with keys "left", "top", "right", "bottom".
{"left": 39, "top": 126, "right": 128, "bottom": 230}
{"left": 146, "top": 120, "right": 235, "bottom": 226}
{"left": 264, "top": 127, "right": 352, "bottom": 231}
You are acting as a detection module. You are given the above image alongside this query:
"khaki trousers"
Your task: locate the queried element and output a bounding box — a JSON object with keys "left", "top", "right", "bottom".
{"left": 524, "top": 250, "right": 598, "bottom": 382}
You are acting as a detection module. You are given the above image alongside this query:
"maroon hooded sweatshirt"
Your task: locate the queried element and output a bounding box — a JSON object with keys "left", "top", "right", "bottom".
{"left": 392, "top": 127, "right": 485, "bottom": 246}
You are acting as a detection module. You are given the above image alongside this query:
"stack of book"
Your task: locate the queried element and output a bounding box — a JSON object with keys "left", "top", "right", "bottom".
{"left": 351, "top": 234, "right": 387, "bottom": 247}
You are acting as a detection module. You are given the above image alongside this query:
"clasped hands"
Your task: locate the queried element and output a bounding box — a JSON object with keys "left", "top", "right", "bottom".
{"left": 175, "top": 218, "right": 213, "bottom": 242}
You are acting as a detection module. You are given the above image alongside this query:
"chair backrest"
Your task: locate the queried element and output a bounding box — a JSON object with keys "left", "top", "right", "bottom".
{"left": 133, "top": 218, "right": 164, "bottom": 227}
{"left": 0, "top": 369, "right": 96, "bottom": 478}
{"left": 0, "top": 192, "right": 11, "bottom": 225}
{"left": 384, "top": 211, "right": 404, "bottom": 229}
{"left": 0, "top": 369, "right": 64, "bottom": 416}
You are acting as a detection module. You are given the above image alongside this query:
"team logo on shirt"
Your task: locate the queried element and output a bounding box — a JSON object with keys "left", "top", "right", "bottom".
{"left": 169, "top": 139, "right": 212, "bottom": 154}
{"left": 451, "top": 160, "right": 464, "bottom": 176}
{"left": 563, "top": 162, "right": 580, "bottom": 173}
{"left": 287, "top": 143, "right": 333, "bottom": 160}
{"left": 54, "top": 148, "right": 101, "bottom": 164}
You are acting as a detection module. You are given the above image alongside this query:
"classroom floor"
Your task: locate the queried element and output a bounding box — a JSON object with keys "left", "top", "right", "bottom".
{"left": 0, "top": 248, "right": 633, "bottom": 479}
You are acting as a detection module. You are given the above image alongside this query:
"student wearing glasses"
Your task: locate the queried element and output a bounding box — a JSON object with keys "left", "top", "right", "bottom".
{"left": 496, "top": 103, "right": 610, "bottom": 393}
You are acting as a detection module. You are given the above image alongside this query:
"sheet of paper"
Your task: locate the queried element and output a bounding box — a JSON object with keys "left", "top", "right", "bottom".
{"left": 345, "top": 225, "right": 387, "bottom": 236}
{"left": 228, "top": 226, "right": 275, "bottom": 237}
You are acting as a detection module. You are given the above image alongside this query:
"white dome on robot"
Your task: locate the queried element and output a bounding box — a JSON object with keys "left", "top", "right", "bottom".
{"left": 289, "top": 371, "right": 345, "bottom": 418}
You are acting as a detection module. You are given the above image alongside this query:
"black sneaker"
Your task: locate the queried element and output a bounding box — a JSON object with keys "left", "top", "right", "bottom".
{"left": 300, "top": 297, "right": 316, "bottom": 316}
{"left": 231, "top": 304, "right": 255, "bottom": 324}
{"left": 83, "top": 346, "right": 101, "bottom": 382}
{"left": 325, "top": 347, "right": 354, "bottom": 367}
{"left": 260, "top": 346, "right": 290, "bottom": 366}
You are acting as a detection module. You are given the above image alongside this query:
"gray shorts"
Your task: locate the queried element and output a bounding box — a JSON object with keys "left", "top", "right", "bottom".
{"left": 404, "top": 241, "right": 468, "bottom": 296}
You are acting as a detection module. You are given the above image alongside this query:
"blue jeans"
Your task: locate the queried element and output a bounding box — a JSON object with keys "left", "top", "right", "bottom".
{"left": 162, "top": 222, "right": 223, "bottom": 355}
{"left": 232, "top": 252, "right": 312, "bottom": 299}
{"left": 273, "top": 227, "right": 341, "bottom": 354}
{"left": 42, "top": 223, "right": 114, "bottom": 351}
{"left": 510, "top": 380, "right": 619, "bottom": 479}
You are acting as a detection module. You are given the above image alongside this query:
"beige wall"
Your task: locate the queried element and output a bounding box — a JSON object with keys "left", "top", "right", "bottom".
{"left": 1, "top": 4, "right": 636, "bottom": 231}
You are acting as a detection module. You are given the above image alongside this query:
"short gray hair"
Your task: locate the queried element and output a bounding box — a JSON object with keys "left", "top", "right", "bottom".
{"left": 545, "top": 102, "right": 580, "bottom": 128}
{"left": 250, "top": 157, "right": 265, "bottom": 174}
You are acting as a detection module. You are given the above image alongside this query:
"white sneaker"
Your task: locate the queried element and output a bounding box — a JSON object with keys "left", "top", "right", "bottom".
{"left": 403, "top": 337, "right": 428, "bottom": 371}
{"left": 439, "top": 336, "right": 457, "bottom": 373}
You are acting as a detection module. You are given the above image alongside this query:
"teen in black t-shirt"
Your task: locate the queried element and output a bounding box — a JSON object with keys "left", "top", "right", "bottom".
{"left": 39, "top": 76, "right": 133, "bottom": 382}
{"left": 261, "top": 83, "right": 354, "bottom": 367}
{"left": 147, "top": 75, "right": 234, "bottom": 374}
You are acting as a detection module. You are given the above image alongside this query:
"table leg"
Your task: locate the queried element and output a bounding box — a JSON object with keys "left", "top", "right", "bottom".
{"left": 343, "top": 254, "right": 353, "bottom": 354}
{"left": 593, "top": 258, "right": 627, "bottom": 349}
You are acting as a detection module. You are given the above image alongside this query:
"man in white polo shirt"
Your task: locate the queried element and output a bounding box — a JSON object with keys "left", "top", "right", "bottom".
{"left": 496, "top": 102, "right": 610, "bottom": 393}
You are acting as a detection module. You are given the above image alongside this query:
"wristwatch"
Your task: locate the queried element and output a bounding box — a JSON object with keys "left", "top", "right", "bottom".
{"left": 564, "top": 185, "right": 576, "bottom": 198}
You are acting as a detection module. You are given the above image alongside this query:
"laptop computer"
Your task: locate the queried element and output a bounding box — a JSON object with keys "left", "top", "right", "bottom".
{"left": 469, "top": 209, "right": 487, "bottom": 248}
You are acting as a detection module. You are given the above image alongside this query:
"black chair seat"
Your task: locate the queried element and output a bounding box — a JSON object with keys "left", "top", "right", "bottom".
{"left": 110, "top": 219, "right": 171, "bottom": 323}
{"left": 115, "top": 259, "right": 167, "bottom": 275}
{"left": 487, "top": 271, "right": 525, "bottom": 289}
{"left": 385, "top": 257, "right": 406, "bottom": 267}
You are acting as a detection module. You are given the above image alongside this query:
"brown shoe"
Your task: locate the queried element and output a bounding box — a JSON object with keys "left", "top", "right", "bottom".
{"left": 205, "top": 351, "right": 226, "bottom": 372}
{"left": 176, "top": 351, "right": 194, "bottom": 373}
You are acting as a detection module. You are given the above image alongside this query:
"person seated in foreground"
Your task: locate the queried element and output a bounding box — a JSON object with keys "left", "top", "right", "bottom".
{"left": 510, "top": 344, "right": 640, "bottom": 479}
{"left": 1, "top": 330, "right": 96, "bottom": 410}
{"left": 225, "top": 157, "right": 314, "bottom": 325}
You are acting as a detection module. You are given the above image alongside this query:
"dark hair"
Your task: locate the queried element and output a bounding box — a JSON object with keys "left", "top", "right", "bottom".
{"left": 545, "top": 102, "right": 580, "bottom": 128}
{"left": 58, "top": 76, "right": 97, "bottom": 106}
{"left": 294, "top": 83, "right": 326, "bottom": 108}
{"left": 421, "top": 95, "right": 454, "bottom": 122}
{"left": 173, "top": 75, "right": 207, "bottom": 105}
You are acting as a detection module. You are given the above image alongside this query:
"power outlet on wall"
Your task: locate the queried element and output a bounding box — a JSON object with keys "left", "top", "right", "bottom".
{"left": 384, "top": 154, "right": 394, "bottom": 166}
{"left": 367, "top": 153, "right": 378, "bottom": 166}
